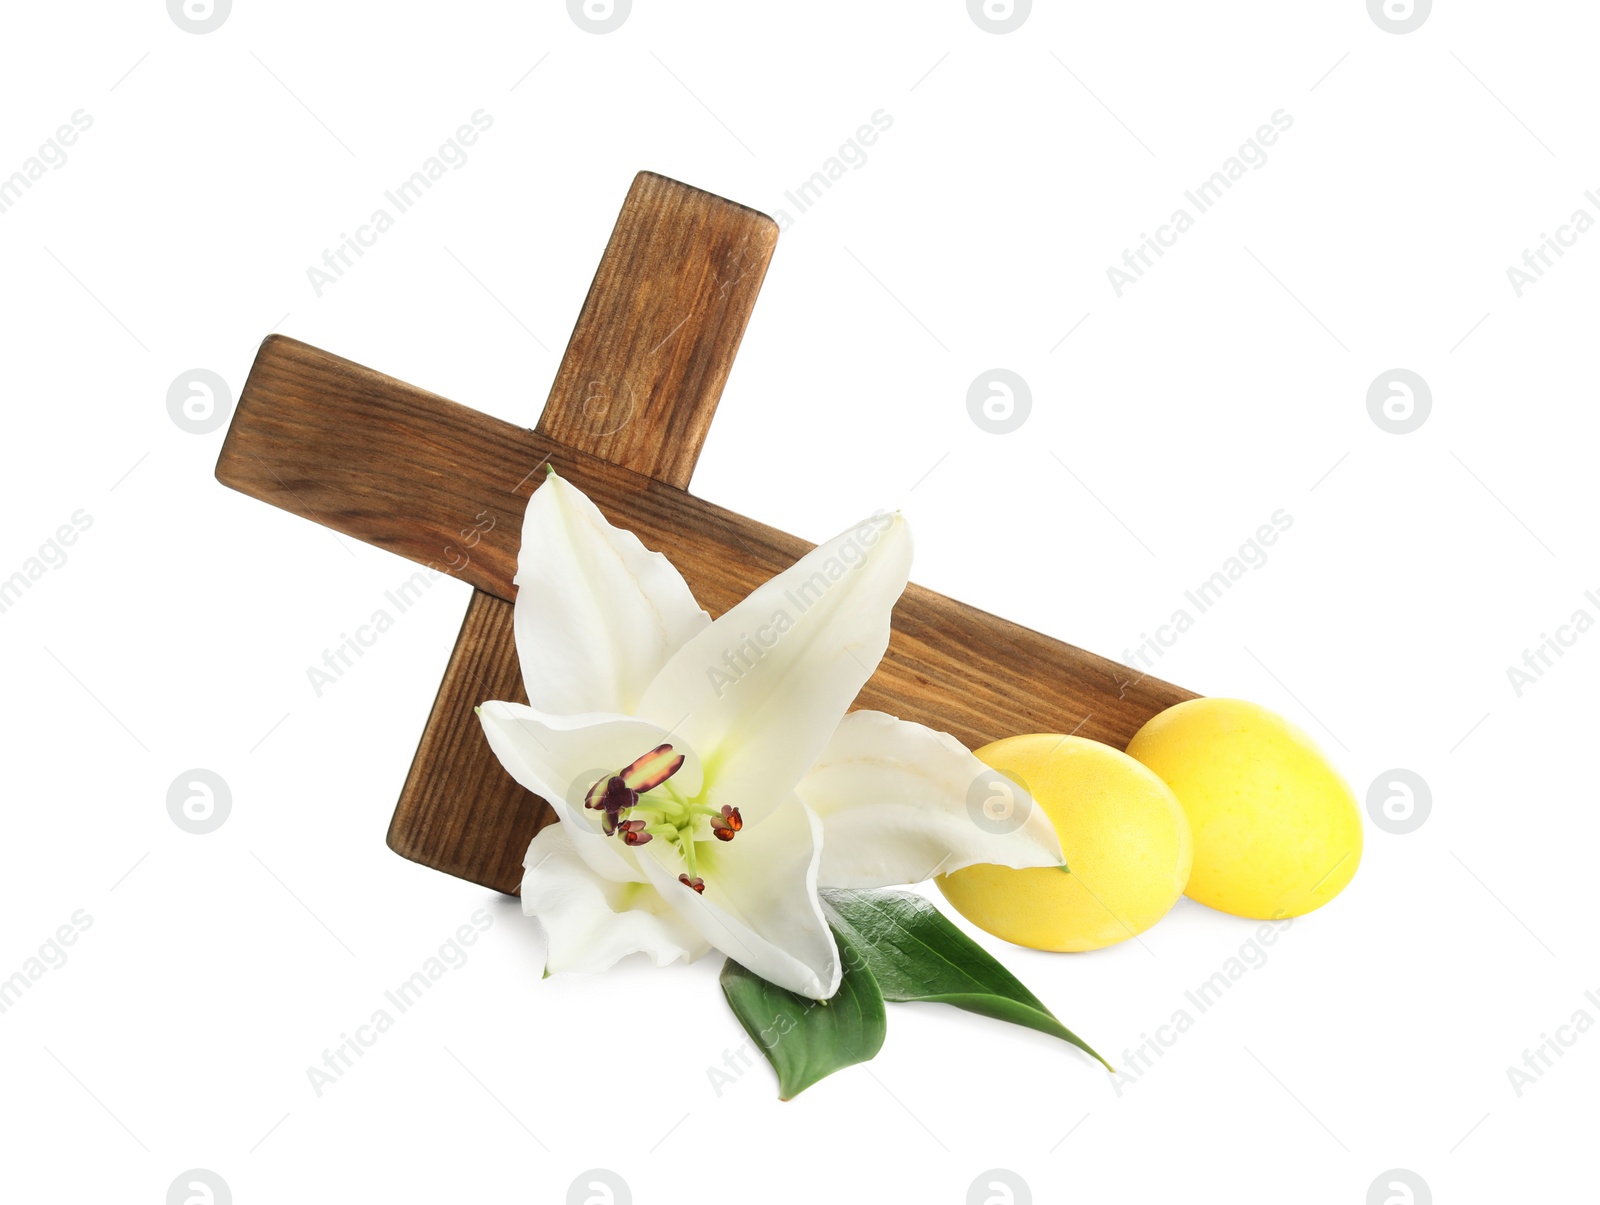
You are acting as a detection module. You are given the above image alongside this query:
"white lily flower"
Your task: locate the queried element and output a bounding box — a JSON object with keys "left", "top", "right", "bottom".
{"left": 478, "top": 472, "right": 1064, "bottom": 999}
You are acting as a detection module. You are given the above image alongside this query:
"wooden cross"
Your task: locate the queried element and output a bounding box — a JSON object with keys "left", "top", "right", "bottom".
{"left": 215, "top": 171, "right": 1195, "bottom": 896}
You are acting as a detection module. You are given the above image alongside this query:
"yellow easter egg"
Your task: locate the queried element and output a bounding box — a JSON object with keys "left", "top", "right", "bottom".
{"left": 936, "top": 734, "right": 1193, "bottom": 951}
{"left": 1125, "top": 698, "right": 1362, "bottom": 919}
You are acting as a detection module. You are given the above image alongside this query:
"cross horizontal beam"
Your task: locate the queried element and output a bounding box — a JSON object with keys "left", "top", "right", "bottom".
{"left": 217, "top": 334, "right": 1195, "bottom": 778}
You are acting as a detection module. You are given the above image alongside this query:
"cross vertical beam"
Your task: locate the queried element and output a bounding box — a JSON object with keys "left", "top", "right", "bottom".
{"left": 388, "top": 172, "right": 779, "bottom": 892}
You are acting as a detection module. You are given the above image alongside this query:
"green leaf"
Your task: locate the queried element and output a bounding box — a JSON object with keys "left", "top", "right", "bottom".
{"left": 719, "top": 924, "right": 887, "bottom": 1100}
{"left": 821, "top": 887, "right": 1111, "bottom": 1071}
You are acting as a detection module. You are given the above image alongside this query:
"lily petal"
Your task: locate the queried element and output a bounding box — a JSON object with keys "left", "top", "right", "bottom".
{"left": 635, "top": 796, "right": 841, "bottom": 1000}
{"left": 522, "top": 823, "right": 710, "bottom": 975}
{"left": 478, "top": 700, "right": 704, "bottom": 883}
{"left": 797, "top": 710, "right": 1066, "bottom": 889}
{"left": 515, "top": 472, "right": 710, "bottom": 716}
{"left": 637, "top": 513, "right": 912, "bottom": 823}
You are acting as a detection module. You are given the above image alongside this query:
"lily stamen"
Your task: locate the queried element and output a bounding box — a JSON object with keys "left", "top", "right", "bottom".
{"left": 619, "top": 743, "right": 686, "bottom": 793}
{"left": 709, "top": 805, "right": 743, "bottom": 842}
{"left": 584, "top": 743, "right": 686, "bottom": 836}
{"left": 584, "top": 774, "right": 635, "bottom": 835}
{"left": 680, "top": 823, "right": 700, "bottom": 880}
{"left": 617, "top": 819, "right": 652, "bottom": 846}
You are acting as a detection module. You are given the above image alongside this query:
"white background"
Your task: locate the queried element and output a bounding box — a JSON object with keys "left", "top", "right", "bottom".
{"left": 1, "top": 1, "right": 1595, "bottom": 1202}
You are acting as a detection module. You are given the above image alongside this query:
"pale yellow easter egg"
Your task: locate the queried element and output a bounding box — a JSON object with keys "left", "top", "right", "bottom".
{"left": 935, "top": 734, "right": 1193, "bottom": 952}
{"left": 1125, "top": 698, "right": 1362, "bottom": 919}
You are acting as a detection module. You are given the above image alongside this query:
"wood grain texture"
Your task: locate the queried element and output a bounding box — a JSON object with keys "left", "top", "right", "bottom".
{"left": 392, "top": 593, "right": 535, "bottom": 893}
{"left": 385, "top": 174, "right": 775, "bottom": 891}
{"left": 533, "top": 171, "right": 778, "bottom": 478}
{"left": 217, "top": 334, "right": 1199, "bottom": 890}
